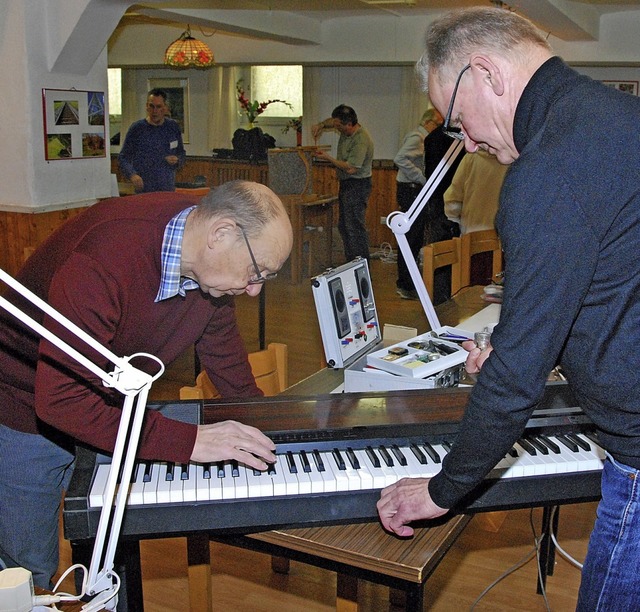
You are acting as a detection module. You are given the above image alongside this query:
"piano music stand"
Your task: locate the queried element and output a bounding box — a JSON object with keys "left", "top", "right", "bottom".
{"left": 0, "top": 268, "right": 164, "bottom": 611}
{"left": 386, "top": 139, "right": 465, "bottom": 330}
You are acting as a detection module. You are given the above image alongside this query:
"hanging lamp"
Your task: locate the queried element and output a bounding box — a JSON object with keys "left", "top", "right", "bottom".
{"left": 164, "top": 25, "right": 215, "bottom": 68}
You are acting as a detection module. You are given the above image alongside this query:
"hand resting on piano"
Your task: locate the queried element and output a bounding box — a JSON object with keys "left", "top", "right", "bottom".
{"left": 191, "top": 420, "right": 276, "bottom": 471}
{"left": 377, "top": 477, "right": 448, "bottom": 537}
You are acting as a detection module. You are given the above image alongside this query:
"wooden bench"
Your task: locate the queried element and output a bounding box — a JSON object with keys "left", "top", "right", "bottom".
{"left": 214, "top": 515, "right": 471, "bottom": 612}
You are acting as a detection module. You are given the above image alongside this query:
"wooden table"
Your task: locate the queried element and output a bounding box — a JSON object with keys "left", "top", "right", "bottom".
{"left": 280, "top": 193, "right": 338, "bottom": 284}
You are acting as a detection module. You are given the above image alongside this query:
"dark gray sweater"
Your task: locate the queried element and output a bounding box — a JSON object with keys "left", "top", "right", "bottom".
{"left": 430, "top": 57, "right": 640, "bottom": 509}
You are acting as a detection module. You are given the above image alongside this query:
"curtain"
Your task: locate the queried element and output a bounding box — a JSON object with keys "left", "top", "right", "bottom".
{"left": 207, "top": 65, "right": 241, "bottom": 150}
{"left": 397, "top": 64, "right": 433, "bottom": 147}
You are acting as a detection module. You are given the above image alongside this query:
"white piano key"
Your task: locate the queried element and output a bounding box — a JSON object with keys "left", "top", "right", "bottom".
{"left": 89, "top": 463, "right": 110, "bottom": 507}
{"left": 270, "top": 461, "right": 288, "bottom": 496}
{"left": 232, "top": 465, "right": 250, "bottom": 499}
{"left": 155, "top": 463, "right": 173, "bottom": 504}
{"left": 292, "top": 454, "right": 313, "bottom": 495}
{"left": 128, "top": 463, "right": 146, "bottom": 505}
{"left": 182, "top": 463, "right": 197, "bottom": 502}
{"left": 143, "top": 462, "right": 160, "bottom": 505}
{"left": 169, "top": 467, "right": 185, "bottom": 503}
{"left": 324, "top": 451, "right": 350, "bottom": 491}
{"left": 195, "top": 464, "right": 210, "bottom": 501}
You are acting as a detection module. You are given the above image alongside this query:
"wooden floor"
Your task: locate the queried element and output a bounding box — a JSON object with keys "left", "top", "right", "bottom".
{"left": 56, "top": 254, "right": 595, "bottom": 610}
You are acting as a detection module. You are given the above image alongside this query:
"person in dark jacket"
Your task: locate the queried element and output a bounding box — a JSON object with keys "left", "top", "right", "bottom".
{"left": 377, "top": 8, "right": 640, "bottom": 610}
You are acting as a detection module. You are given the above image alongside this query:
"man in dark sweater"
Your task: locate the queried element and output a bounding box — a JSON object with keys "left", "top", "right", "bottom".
{"left": 377, "top": 8, "right": 640, "bottom": 610}
{"left": 0, "top": 180, "right": 292, "bottom": 589}
{"left": 118, "top": 88, "right": 186, "bottom": 193}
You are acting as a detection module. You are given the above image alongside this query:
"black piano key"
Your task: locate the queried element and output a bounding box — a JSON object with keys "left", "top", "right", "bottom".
{"left": 202, "top": 463, "right": 211, "bottom": 479}
{"left": 252, "top": 468, "right": 262, "bottom": 476}
{"left": 421, "top": 442, "right": 441, "bottom": 463}
{"left": 142, "top": 461, "right": 153, "bottom": 483}
{"left": 180, "top": 464, "right": 189, "bottom": 480}
{"left": 365, "top": 446, "right": 381, "bottom": 468}
{"left": 332, "top": 448, "right": 346, "bottom": 471}
{"left": 538, "top": 434, "right": 561, "bottom": 454}
{"left": 391, "top": 445, "right": 408, "bottom": 466}
{"left": 556, "top": 434, "right": 579, "bottom": 453}
{"left": 410, "top": 443, "right": 427, "bottom": 465}
{"left": 299, "top": 450, "right": 312, "bottom": 473}
{"left": 267, "top": 463, "right": 277, "bottom": 476}
{"left": 441, "top": 440, "right": 453, "bottom": 453}
{"left": 507, "top": 447, "right": 519, "bottom": 458}
{"left": 312, "top": 449, "right": 325, "bottom": 472}
{"left": 525, "top": 435, "right": 549, "bottom": 455}
{"left": 165, "top": 462, "right": 175, "bottom": 481}
{"left": 584, "top": 431, "right": 600, "bottom": 446}
{"left": 567, "top": 432, "right": 591, "bottom": 452}
{"left": 378, "top": 445, "right": 394, "bottom": 467}
{"left": 286, "top": 451, "right": 298, "bottom": 474}
{"left": 518, "top": 438, "right": 537, "bottom": 456}
{"left": 231, "top": 460, "right": 240, "bottom": 478}
{"left": 346, "top": 448, "right": 361, "bottom": 470}
{"left": 216, "top": 461, "right": 226, "bottom": 478}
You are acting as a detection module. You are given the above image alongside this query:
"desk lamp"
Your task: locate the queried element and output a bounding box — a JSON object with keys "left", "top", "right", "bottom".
{"left": 386, "top": 139, "right": 465, "bottom": 330}
{"left": 0, "top": 268, "right": 165, "bottom": 611}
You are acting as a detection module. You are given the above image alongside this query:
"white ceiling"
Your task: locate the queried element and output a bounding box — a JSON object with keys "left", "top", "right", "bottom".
{"left": 121, "top": 0, "right": 640, "bottom": 44}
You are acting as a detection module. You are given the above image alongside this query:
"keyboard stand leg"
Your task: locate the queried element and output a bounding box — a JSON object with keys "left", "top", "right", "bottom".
{"left": 537, "top": 505, "right": 560, "bottom": 595}
{"left": 336, "top": 573, "right": 358, "bottom": 612}
{"left": 186, "top": 533, "right": 212, "bottom": 612}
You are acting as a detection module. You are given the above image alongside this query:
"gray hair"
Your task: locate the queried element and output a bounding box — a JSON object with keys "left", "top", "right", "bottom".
{"left": 194, "top": 180, "right": 284, "bottom": 237}
{"left": 416, "top": 7, "right": 552, "bottom": 90}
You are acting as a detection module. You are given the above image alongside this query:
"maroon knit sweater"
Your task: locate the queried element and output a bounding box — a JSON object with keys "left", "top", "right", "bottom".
{"left": 0, "top": 192, "right": 260, "bottom": 463}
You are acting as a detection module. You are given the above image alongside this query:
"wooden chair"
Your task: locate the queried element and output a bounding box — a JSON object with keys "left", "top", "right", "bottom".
{"left": 179, "top": 342, "right": 288, "bottom": 612}
{"left": 179, "top": 342, "right": 288, "bottom": 400}
{"left": 421, "top": 237, "right": 462, "bottom": 301}
{"left": 458, "top": 229, "right": 503, "bottom": 287}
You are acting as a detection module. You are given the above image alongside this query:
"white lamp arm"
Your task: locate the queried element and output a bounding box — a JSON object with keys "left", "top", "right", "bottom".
{"left": 0, "top": 267, "right": 164, "bottom": 610}
{"left": 387, "top": 139, "right": 465, "bottom": 330}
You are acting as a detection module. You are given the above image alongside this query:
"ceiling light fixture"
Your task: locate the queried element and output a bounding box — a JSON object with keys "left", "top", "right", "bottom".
{"left": 164, "top": 25, "right": 215, "bottom": 68}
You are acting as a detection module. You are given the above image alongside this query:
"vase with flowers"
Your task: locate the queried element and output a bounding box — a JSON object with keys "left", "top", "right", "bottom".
{"left": 236, "top": 80, "right": 292, "bottom": 128}
{"left": 282, "top": 116, "right": 303, "bottom": 146}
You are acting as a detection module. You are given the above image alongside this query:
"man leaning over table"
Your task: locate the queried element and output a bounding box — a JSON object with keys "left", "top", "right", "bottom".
{"left": 377, "top": 8, "right": 640, "bottom": 611}
{"left": 0, "top": 180, "right": 292, "bottom": 590}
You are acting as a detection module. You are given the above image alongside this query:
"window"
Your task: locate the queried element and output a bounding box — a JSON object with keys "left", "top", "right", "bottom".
{"left": 250, "top": 65, "right": 302, "bottom": 119}
{"left": 108, "top": 68, "right": 122, "bottom": 115}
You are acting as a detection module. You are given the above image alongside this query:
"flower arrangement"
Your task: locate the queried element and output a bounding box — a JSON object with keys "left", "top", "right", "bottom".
{"left": 282, "top": 117, "right": 302, "bottom": 134}
{"left": 236, "top": 80, "right": 292, "bottom": 124}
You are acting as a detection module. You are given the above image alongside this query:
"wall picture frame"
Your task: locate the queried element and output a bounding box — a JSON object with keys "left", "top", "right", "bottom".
{"left": 42, "top": 88, "right": 106, "bottom": 160}
{"left": 602, "top": 80, "right": 639, "bottom": 96}
{"left": 147, "top": 78, "right": 190, "bottom": 143}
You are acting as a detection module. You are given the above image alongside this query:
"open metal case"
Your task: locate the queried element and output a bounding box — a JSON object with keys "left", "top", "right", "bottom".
{"left": 311, "top": 258, "right": 470, "bottom": 392}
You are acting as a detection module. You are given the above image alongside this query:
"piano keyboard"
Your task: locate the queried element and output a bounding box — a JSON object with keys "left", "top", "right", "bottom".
{"left": 88, "top": 431, "right": 605, "bottom": 509}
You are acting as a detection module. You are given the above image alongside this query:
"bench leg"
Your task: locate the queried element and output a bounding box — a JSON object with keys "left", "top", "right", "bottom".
{"left": 336, "top": 573, "right": 359, "bottom": 612}
{"left": 270, "top": 555, "right": 291, "bottom": 574}
{"left": 186, "top": 534, "right": 212, "bottom": 612}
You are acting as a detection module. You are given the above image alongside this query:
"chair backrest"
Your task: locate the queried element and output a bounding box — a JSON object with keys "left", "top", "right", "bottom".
{"left": 179, "top": 342, "right": 288, "bottom": 400}
{"left": 421, "top": 237, "right": 462, "bottom": 301}
{"left": 459, "top": 229, "right": 502, "bottom": 287}
{"left": 175, "top": 187, "right": 211, "bottom": 197}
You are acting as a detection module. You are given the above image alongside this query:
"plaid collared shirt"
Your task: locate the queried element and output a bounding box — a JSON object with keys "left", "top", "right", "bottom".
{"left": 155, "top": 205, "right": 199, "bottom": 302}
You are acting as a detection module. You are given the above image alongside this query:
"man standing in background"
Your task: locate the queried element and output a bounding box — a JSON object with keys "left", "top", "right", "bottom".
{"left": 394, "top": 108, "right": 443, "bottom": 300}
{"left": 119, "top": 88, "right": 186, "bottom": 193}
{"left": 312, "top": 105, "right": 374, "bottom": 263}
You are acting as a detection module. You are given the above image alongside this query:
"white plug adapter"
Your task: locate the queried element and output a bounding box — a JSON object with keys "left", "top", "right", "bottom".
{"left": 0, "top": 567, "right": 33, "bottom": 612}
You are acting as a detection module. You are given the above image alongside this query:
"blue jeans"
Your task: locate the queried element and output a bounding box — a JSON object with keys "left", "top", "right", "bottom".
{"left": 338, "top": 177, "right": 371, "bottom": 262}
{"left": 577, "top": 454, "right": 640, "bottom": 611}
{"left": 0, "top": 424, "right": 74, "bottom": 589}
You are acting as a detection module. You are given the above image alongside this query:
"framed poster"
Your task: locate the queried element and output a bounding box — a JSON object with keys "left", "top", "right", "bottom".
{"left": 147, "top": 78, "right": 190, "bottom": 143}
{"left": 602, "top": 80, "right": 639, "bottom": 95}
{"left": 42, "top": 89, "right": 106, "bottom": 160}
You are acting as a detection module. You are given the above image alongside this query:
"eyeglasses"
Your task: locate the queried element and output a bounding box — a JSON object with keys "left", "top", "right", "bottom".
{"left": 441, "top": 64, "right": 471, "bottom": 141}
{"left": 237, "top": 224, "right": 278, "bottom": 285}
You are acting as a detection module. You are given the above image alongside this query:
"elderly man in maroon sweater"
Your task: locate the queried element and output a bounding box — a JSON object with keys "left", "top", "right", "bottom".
{"left": 0, "top": 180, "right": 293, "bottom": 589}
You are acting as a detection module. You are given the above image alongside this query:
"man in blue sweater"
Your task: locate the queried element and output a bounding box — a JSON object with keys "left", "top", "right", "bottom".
{"left": 119, "top": 88, "right": 186, "bottom": 193}
{"left": 377, "top": 8, "right": 640, "bottom": 610}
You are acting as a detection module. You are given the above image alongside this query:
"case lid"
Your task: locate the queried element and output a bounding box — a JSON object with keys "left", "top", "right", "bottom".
{"left": 311, "top": 258, "right": 381, "bottom": 368}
